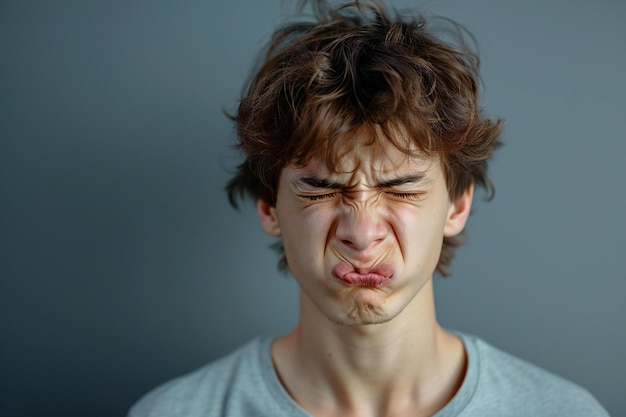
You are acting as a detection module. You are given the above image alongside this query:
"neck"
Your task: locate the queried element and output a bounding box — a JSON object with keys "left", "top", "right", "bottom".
{"left": 272, "top": 279, "right": 466, "bottom": 417}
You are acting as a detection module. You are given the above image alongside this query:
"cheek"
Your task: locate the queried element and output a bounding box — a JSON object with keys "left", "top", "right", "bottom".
{"left": 391, "top": 205, "right": 448, "bottom": 257}
{"left": 279, "top": 205, "right": 335, "bottom": 260}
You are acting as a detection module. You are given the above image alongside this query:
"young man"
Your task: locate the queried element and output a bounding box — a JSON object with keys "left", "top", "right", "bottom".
{"left": 129, "top": 1, "right": 608, "bottom": 416}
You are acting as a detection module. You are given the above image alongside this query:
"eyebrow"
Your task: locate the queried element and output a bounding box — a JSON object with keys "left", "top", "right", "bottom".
{"left": 295, "top": 174, "right": 426, "bottom": 190}
{"left": 376, "top": 174, "right": 426, "bottom": 188}
{"left": 297, "top": 176, "right": 343, "bottom": 190}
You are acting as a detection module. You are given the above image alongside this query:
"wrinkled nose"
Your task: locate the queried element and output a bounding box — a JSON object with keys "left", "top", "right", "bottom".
{"left": 335, "top": 209, "right": 388, "bottom": 252}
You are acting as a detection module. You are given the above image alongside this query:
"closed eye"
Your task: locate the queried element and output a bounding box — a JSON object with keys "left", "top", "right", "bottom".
{"left": 300, "top": 193, "right": 338, "bottom": 201}
{"left": 386, "top": 192, "right": 423, "bottom": 201}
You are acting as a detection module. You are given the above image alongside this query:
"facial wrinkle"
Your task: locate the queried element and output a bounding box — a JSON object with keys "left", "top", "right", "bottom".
{"left": 388, "top": 216, "right": 407, "bottom": 261}
{"left": 340, "top": 187, "right": 383, "bottom": 210}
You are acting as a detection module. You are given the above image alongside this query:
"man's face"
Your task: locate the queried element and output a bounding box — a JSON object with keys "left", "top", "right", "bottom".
{"left": 258, "top": 134, "right": 472, "bottom": 326}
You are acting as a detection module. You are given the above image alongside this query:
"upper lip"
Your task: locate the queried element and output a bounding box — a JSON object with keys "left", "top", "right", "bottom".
{"left": 331, "top": 245, "right": 384, "bottom": 263}
{"left": 333, "top": 260, "right": 394, "bottom": 279}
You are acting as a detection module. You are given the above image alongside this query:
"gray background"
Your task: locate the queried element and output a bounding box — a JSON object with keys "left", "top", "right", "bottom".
{"left": 1, "top": 0, "right": 624, "bottom": 416}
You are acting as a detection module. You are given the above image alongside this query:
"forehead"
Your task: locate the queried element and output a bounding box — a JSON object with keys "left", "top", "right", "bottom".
{"left": 292, "top": 128, "right": 438, "bottom": 179}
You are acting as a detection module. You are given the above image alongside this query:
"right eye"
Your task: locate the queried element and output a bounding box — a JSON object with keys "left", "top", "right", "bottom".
{"left": 300, "top": 193, "right": 337, "bottom": 201}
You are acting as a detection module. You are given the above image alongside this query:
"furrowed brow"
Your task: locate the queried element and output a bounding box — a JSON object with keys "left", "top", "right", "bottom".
{"left": 377, "top": 174, "right": 426, "bottom": 188}
{"left": 297, "top": 176, "right": 343, "bottom": 190}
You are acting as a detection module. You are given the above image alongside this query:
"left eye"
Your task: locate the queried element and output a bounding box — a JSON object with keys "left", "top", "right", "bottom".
{"left": 387, "top": 192, "right": 422, "bottom": 201}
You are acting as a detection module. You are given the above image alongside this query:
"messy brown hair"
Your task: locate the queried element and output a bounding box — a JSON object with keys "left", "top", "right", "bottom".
{"left": 226, "top": 0, "right": 503, "bottom": 276}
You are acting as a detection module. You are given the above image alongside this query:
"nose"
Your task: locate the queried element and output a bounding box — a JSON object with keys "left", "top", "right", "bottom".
{"left": 335, "top": 205, "right": 388, "bottom": 252}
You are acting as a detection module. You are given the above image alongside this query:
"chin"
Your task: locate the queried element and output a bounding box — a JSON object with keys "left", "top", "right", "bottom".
{"left": 330, "top": 300, "right": 398, "bottom": 326}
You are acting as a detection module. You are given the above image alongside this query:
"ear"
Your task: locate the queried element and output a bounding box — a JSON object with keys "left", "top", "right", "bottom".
{"left": 257, "top": 199, "right": 281, "bottom": 237}
{"left": 444, "top": 184, "right": 474, "bottom": 237}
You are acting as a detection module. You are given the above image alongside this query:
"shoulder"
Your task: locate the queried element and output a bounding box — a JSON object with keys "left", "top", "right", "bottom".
{"left": 461, "top": 334, "right": 609, "bottom": 417}
{"left": 127, "top": 338, "right": 269, "bottom": 417}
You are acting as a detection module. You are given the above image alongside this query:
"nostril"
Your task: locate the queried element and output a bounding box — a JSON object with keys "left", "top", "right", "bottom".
{"left": 341, "top": 239, "right": 354, "bottom": 247}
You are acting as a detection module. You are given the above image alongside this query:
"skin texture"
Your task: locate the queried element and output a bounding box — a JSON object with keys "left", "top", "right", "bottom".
{"left": 257, "top": 132, "right": 473, "bottom": 417}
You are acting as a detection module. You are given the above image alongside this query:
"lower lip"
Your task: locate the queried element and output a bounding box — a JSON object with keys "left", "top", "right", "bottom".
{"left": 332, "top": 263, "right": 394, "bottom": 288}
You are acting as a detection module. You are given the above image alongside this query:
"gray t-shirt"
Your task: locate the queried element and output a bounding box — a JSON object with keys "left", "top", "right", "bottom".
{"left": 128, "top": 333, "right": 609, "bottom": 416}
